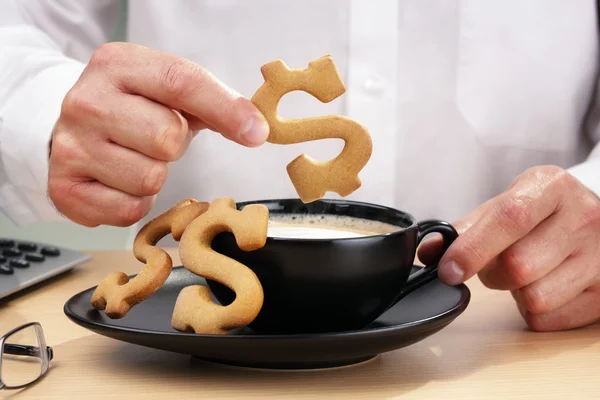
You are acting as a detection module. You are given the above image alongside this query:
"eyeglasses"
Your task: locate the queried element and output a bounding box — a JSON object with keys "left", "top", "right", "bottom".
{"left": 0, "top": 322, "right": 53, "bottom": 390}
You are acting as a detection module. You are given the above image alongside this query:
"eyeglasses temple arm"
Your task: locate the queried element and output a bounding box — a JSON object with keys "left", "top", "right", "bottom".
{"left": 3, "top": 343, "right": 53, "bottom": 360}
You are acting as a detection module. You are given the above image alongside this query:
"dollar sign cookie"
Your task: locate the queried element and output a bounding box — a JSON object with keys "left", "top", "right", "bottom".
{"left": 91, "top": 198, "right": 209, "bottom": 318}
{"left": 172, "top": 197, "right": 269, "bottom": 334}
{"left": 251, "top": 55, "right": 373, "bottom": 203}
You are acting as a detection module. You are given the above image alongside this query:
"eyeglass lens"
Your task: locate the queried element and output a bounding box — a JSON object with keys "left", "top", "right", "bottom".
{"left": 1, "top": 325, "right": 45, "bottom": 387}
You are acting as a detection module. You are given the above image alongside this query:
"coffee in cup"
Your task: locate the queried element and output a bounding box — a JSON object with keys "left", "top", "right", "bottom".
{"left": 267, "top": 213, "right": 400, "bottom": 239}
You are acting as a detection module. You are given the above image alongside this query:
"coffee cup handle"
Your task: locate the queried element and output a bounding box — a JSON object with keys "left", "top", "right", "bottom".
{"left": 400, "top": 219, "right": 459, "bottom": 297}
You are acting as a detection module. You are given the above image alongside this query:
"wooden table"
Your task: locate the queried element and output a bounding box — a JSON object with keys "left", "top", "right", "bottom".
{"left": 1, "top": 250, "right": 599, "bottom": 399}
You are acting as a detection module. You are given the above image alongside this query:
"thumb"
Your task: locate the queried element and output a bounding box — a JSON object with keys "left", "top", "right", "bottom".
{"left": 181, "top": 96, "right": 270, "bottom": 147}
{"left": 178, "top": 74, "right": 269, "bottom": 147}
{"left": 417, "top": 197, "right": 495, "bottom": 265}
{"left": 219, "top": 96, "right": 270, "bottom": 147}
{"left": 183, "top": 100, "right": 269, "bottom": 147}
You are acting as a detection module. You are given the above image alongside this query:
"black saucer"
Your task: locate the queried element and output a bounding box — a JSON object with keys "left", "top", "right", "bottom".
{"left": 64, "top": 266, "right": 470, "bottom": 370}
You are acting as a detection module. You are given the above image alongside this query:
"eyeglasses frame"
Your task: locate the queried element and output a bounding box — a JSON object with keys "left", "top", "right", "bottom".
{"left": 0, "top": 322, "right": 53, "bottom": 390}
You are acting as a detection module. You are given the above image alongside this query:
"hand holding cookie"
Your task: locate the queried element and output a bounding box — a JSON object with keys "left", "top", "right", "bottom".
{"left": 48, "top": 42, "right": 270, "bottom": 228}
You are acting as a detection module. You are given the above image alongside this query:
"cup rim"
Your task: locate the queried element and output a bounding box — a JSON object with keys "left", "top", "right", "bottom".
{"left": 236, "top": 198, "right": 417, "bottom": 242}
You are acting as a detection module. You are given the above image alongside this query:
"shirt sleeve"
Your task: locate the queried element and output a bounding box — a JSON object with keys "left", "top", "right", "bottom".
{"left": 568, "top": 75, "right": 600, "bottom": 199}
{"left": 0, "top": 0, "right": 120, "bottom": 225}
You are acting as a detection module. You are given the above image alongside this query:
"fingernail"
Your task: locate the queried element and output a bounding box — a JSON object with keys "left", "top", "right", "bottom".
{"left": 438, "top": 261, "right": 464, "bottom": 285}
{"left": 240, "top": 114, "right": 269, "bottom": 146}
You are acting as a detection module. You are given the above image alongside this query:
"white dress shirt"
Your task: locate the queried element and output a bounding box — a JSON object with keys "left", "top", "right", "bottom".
{"left": 1, "top": 1, "right": 599, "bottom": 245}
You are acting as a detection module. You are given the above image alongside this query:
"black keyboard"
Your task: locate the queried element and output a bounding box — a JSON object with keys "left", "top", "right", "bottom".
{"left": 0, "top": 238, "right": 91, "bottom": 300}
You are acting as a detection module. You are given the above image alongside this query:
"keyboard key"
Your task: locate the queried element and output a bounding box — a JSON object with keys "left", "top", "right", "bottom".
{"left": 0, "top": 239, "right": 15, "bottom": 247}
{"left": 0, "top": 255, "right": 6, "bottom": 263}
{"left": 9, "top": 259, "right": 29, "bottom": 268}
{"left": 41, "top": 247, "right": 60, "bottom": 257}
{"left": 0, "top": 265, "right": 13, "bottom": 274}
{"left": 2, "top": 248, "right": 22, "bottom": 258}
{"left": 17, "top": 243, "right": 37, "bottom": 252}
{"left": 25, "top": 253, "right": 45, "bottom": 262}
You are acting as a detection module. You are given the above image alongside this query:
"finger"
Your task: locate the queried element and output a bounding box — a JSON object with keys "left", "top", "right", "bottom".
{"left": 49, "top": 178, "right": 155, "bottom": 227}
{"left": 92, "top": 43, "right": 269, "bottom": 147}
{"left": 99, "top": 93, "right": 195, "bottom": 162}
{"left": 511, "top": 250, "right": 596, "bottom": 315}
{"left": 74, "top": 140, "right": 169, "bottom": 198}
{"left": 477, "top": 210, "right": 579, "bottom": 290}
{"left": 516, "top": 285, "right": 600, "bottom": 331}
{"left": 63, "top": 88, "right": 207, "bottom": 160}
{"left": 180, "top": 110, "right": 211, "bottom": 133}
{"left": 416, "top": 235, "right": 444, "bottom": 266}
{"left": 418, "top": 197, "right": 495, "bottom": 265}
{"left": 438, "top": 179, "right": 564, "bottom": 285}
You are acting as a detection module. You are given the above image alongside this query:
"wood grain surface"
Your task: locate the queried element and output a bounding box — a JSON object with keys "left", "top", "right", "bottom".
{"left": 1, "top": 250, "right": 598, "bottom": 399}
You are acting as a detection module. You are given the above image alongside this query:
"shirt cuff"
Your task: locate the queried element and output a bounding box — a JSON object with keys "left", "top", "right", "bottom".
{"left": 0, "top": 62, "right": 85, "bottom": 225}
{"left": 567, "top": 157, "right": 600, "bottom": 199}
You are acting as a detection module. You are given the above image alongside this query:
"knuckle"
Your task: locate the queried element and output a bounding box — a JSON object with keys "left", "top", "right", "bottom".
{"left": 90, "top": 42, "right": 124, "bottom": 68}
{"left": 496, "top": 195, "right": 533, "bottom": 234}
{"left": 60, "top": 90, "right": 82, "bottom": 119}
{"left": 154, "top": 120, "right": 187, "bottom": 160}
{"left": 118, "top": 198, "right": 150, "bottom": 226}
{"left": 61, "top": 88, "right": 112, "bottom": 122}
{"left": 578, "top": 197, "right": 600, "bottom": 230}
{"left": 47, "top": 179, "right": 66, "bottom": 208}
{"left": 140, "top": 162, "right": 168, "bottom": 196}
{"left": 61, "top": 180, "right": 87, "bottom": 203}
{"left": 49, "top": 130, "right": 79, "bottom": 163}
{"left": 543, "top": 165, "right": 575, "bottom": 192}
{"left": 537, "top": 164, "right": 565, "bottom": 180}
{"left": 523, "top": 164, "right": 565, "bottom": 184}
{"left": 519, "top": 285, "right": 548, "bottom": 315}
{"left": 523, "top": 313, "right": 551, "bottom": 332}
{"left": 499, "top": 247, "right": 533, "bottom": 287}
{"left": 47, "top": 181, "right": 100, "bottom": 228}
{"left": 159, "top": 60, "right": 199, "bottom": 98}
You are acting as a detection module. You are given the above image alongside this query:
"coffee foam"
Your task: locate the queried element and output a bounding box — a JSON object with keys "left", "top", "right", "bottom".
{"left": 267, "top": 213, "right": 400, "bottom": 239}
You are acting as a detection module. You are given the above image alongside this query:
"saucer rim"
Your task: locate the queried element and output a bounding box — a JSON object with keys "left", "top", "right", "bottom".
{"left": 63, "top": 265, "right": 471, "bottom": 340}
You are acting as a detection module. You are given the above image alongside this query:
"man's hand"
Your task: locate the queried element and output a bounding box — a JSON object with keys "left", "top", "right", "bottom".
{"left": 419, "top": 165, "right": 600, "bottom": 331}
{"left": 48, "top": 42, "right": 269, "bottom": 227}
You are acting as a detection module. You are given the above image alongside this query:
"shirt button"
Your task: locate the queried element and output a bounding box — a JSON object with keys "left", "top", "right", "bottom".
{"left": 362, "top": 75, "right": 386, "bottom": 96}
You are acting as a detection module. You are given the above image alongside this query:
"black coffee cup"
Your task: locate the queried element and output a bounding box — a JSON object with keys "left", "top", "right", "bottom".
{"left": 209, "top": 198, "right": 458, "bottom": 335}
